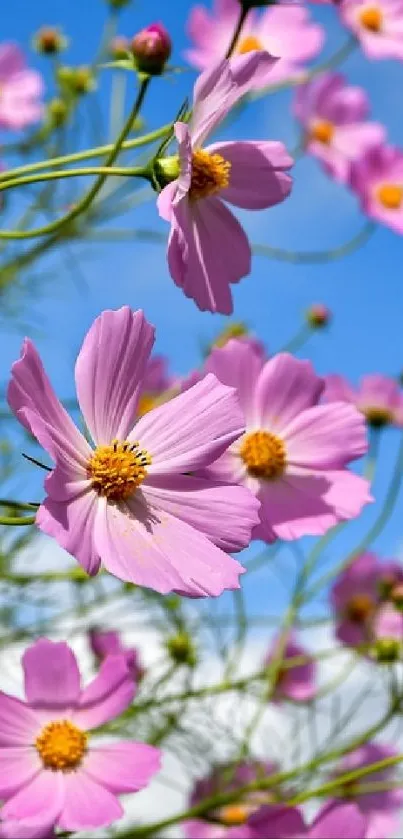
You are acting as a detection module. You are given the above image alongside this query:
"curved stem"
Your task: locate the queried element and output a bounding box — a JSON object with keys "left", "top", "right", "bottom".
{"left": 0, "top": 500, "right": 38, "bottom": 511}
{"left": 252, "top": 221, "right": 376, "bottom": 265}
{"left": 280, "top": 323, "right": 312, "bottom": 354}
{"left": 0, "top": 166, "right": 149, "bottom": 195}
{"left": 0, "top": 515, "right": 36, "bottom": 526}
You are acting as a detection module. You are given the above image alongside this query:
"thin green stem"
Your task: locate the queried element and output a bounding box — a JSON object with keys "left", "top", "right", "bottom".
{"left": 253, "top": 221, "right": 376, "bottom": 265}
{"left": 0, "top": 166, "right": 149, "bottom": 195}
{"left": 0, "top": 516, "right": 36, "bottom": 526}
{"left": 280, "top": 323, "right": 312, "bottom": 354}
{"left": 0, "top": 500, "right": 38, "bottom": 511}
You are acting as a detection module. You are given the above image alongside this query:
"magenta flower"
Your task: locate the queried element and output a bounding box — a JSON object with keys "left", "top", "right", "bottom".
{"left": 339, "top": 0, "right": 403, "bottom": 61}
{"left": 0, "top": 44, "right": 44, "bottom": 130}
{"left": 308, "top": 802, "right": 367, "bottom": 838}
{"left": 264, "top": 633, "right": 317, "bottom": 702}
{"left": 89, "top": 628, "right": 145, "bottom": 682}
{"left": 332, "top": 743, "right": 403, "bottom": 838}
{"left": 324, "top": 372, "right": 403, "bottom": 428}
{"left": 0, "top": 639, "right": 160, "bottom": 832}
{"left": 330, "top": 552, "right": 403, "bottom": 648}
{"left": 240, "top": 804, "right": 307, "bottom": 839}
{"left": 8, "top": 307, "right": 260, "bottom": 596}
{"left": 0, "top": 818, "right": 55, "bottom": 839}
{"left": 185, "top": 0, "right": 323, "bottom": 88}
{"left": 202, "top": 341, "right": 371, "bottom": 542}
{"left": 294, "top": 72, "right": 385, "bottom": 182}
{"left": 372, "top": 602, "right": 403, "bottom": 644}
{"left": 157, "top": 56, "right": 293, "bottom": 314}
{"left": 185, "top": 761, "right": 278, "bottom": 839}
{"left": 349, "top": 145, "right": 403, "bottom": 234}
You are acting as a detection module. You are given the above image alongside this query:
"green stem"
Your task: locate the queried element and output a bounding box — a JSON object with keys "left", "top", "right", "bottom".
{"left": 0, "top": 166, "right": 149, "bottom": 195}
{"left": 0, "top": 516, "right": 36, "bottom": 526}
{"left": 0, "top": 76, "right": 151, "bottom": 241}
{"left": 280, "top": 323, "right": 312, "bottom": 354}
{"left": 253, "top": 222, "right": 376, "bottom": 265}
{"left": 0, "top": 500, "right": 38, "bottom": 511}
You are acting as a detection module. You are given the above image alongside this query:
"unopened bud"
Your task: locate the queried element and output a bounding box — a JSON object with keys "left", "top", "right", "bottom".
{"left": 33, "top": 26, "right": 68, "bottom": 55}
{"left": 166, "top": 633, "right": 197, "bottom": 666}
{"left": 47, "top": 98, "right": 69, "bottom": 127}
{"left": 107, "top": 0, "right": 131, "bottom": 7}
{"left": 58, "top": 65, "right": 95, "bottom": 96}
{"left": 154, "top": 155, "right": 180, "bottom": 188}
{"left": 109, "top": 35, "right": 130, "bottom": 60}
{"left": 306, "top": 304, "right": 331, "bottom": 328}
{"left": 131, "top": 23, "right": 171, "bottom": 75}
{"left": 373, "top": 638, "right": 401, "bottom": 663}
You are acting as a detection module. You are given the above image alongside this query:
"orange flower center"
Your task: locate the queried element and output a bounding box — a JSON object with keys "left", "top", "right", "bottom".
{"left": 362, "top": 405, "right": 394, "bottom": 427}
{"left": 359, "top": 5, "right": 383, "bottom": 30}
{"left": 310, "top": 120, "right": 335, "bottom": 145}
{"left": 87, "top": 438, "right": 151, "bottom": 501}
{"left": 219, "top": 804, "right": 249, "bottom": 826}
{"left": 240, "top": 430, "right": 287, "bottom": 480}
{"left": 236, "top": 35, "right": 264, "bottom": 55}
{"left": 190, "top": 149, "right": 231, "bottom": 201}
{"left": 346, "top": 593, "right": 375, "bottom": 623}
{"left": 35, "top": 720, "right": 87, "bottom": 771}
{"left": 376, "top": 183, "right": 403, "bottom": 210}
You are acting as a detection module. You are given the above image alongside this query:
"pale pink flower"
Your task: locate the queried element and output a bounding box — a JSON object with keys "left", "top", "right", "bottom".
{"left": 324, "top": 372, "right": 403, "bottom": 428}
{"left": 0, "top": 44, "right": 44, "bottom": 130}
{"left": 202, "top": 341, "right": 371, "bottom": 542}
{"left": 0, "top": 639, "right": 160, "bottom": 832}
{"left": 246, "top": 801, "right": 367, "bottom": 838}
{"left": 157, "top": 56, "right": 293, "bottom": 314}
{"left": 89, "top": 628, "right": 145, "bottom": 682}
{"left": 185, "top": 0, "right": 324, "bottom": 88}
{"left": 294, "top": 72, "right": 385, "bottom": 182}
{"left": 308, "top": 802, "right": 367, "bottom": 838}
{"left": 265, "top": 633, "right": 317, "bottom": 702}
{"left": 349, "top": 145, "right": 403, "bottom": 234}
{"left": 8, "top": 307, "right": 259, "bottom": 596}
{"left": 0, "top": 817, "right": 55, "bottom": 839}
{"left": 339, "top": 0, "right": 403, "bottom": 61}
{"left": 330, "top": 552, "right": 403, "bottom": 648}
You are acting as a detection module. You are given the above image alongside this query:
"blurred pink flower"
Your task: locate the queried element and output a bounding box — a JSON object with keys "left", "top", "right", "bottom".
{"left": 372, "top": 602, "right": 403, "bottom": 641}
{"left": 324, "top": 372, "right": 403, "bottom": 428}
{"left": 339, "top": 0, "right": 403, "bottom": 60}
{"left": 0, "top": 44, "right": 44, "bottom": 130}
{"left": 203, "top": 341, "right": 371, "bottom": 542}
{"left": 332, "top": 743, "right": 403, "bottom": 838}
{"left": 330, "top": 552, "right": 403, "bottom": 648}
{"left": 294, "top": 72, "right": 385, "bottom": 182}
{"left": 8, "top": 307, "right": 260, "bottom": 596}
{"left": 157, "top": 56, "right": 293, "bottom": 314}
{"left": 185, "top": 0, "right": 323, "bottom": 87}
{"left": 185, "top": 761, "right": 278, "bottom": 839}
{"left": 350, "top": 145, "right": 403, "bottom": 234}
{"left": 89, "top": 628, "right": 145, "bottom": 682}
{"left": 265, "top": 633, "right": 317, "bottom": 702}
{"left": 0, "top": 639, "right": 160, "bottom": 832}
{"left": 239, "top": 803, "right": 307, "bottom": 838}
{"left": 308, "top": 801, "right": 367, "bottom": 838}
{"left": 0, "top": 817, "right": 55, "bottom": 839}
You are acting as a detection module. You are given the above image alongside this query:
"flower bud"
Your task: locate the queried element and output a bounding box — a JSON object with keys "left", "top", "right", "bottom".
{"left": 306, "top": 303, "right": 331, "bottom": 328}
{"left": 154, "top": 155, "right": 180, "bottom": 188}
{"left": 57, "top": 65, "right": 95, "bottom": 96}
{"left": 166, "top": 633, "right": 197, "bottom": 666}
{"left": 372, "top": 638, "right": 401, "bottom": 663}
{"left": 131, "top": 23, "right": 171, "bottom": 75}
{"left": 106, "top": 0, "right": 131, "bottom": 7}
{"left": 109, "top": 35, "right": 130, "bottom": 60}
{"left": 33, "top": 26, "right": 68, "bottom": 55}
{"left": 47, "top": 98, "right": 69, "bottom": 128}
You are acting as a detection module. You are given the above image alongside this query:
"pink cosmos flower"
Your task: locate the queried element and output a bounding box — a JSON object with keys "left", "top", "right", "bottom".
{"left": 0, "top": 44, "right": 44, "bottom": 130}
{"left": 234, "top": 804, "right": 307, "bottom": 839}
{"left": 8, "top": 308, "right": 260, "bottom": 596}
{"left": 265, "top": 632, "right": 317, "bottom": 702}
{"left": 308, "top": 802, "right": 367, "bottom": 838}
{"left": 157, "top": 56, "right": 293, "bottom": 314}
{"left": 89, "top": 628, "right": 145, "bottom": 682}
{"left": 324, "top": 372, "right": 403, "bottom": 428}
{"left": 0, "top": 817, "right": 55, "bottom": 839}
{"left": 339, "top": 0, "right": 403, "bottom": 61}
{"left": 349, "top": 145, "right": 403, "bottom": 234}
{"left": 185, "top": 761, "right": 278, "bottom": 839}
{"left": 245, "top": 801, "right": 366, "bottom": 838}
{"left": 185, "top": 0, "right": 324, "bottom": 88}
{"left": 332, "top": 743, "right": 403, "bottom": 838}
{"left": 0, "top": 638, "right": 160, "bottom": 832}
{"left": 202, "top": 340, "right": 371, "bottom": 542}
{"left": 330, "top": 552, "right": 403, "bottom": 648}
{"left": 294, "top": 72, "right": 385, "bottom": 183}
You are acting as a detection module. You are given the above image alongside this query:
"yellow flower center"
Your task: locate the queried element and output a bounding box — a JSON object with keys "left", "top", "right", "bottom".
{"left": 376, "top": 183, "right": 403, "bottom": 210}
{"left": 359, "top": 5, "right": 383, "bottom": 30}
{"left": 310, "top": 120, "right": 335, "bottom": 145}
{"left": 236, "top": 35, "right": 264, "bottom": 55}
{"left": 346, "top": 593, "right": 375, "bottom": 623}
{"left": 35, "top": 720, "right": 87, "bottom": 771}
{"left": 362, "top": 405, "right": 394, "bottom": 427}
{"left": 219, "top": 804, "right": 249, "bottom": 826}
{"left": 240, "top": 430, "right": 287, "bottom": 480}
{"left": 137, "top": 393, "right": 158, "bottom": 417}
{"left": 87, "top": 439, "right": 151, "bottom": 501}
{"left": 190, "top": 149, "right": 231, "bottom": 202}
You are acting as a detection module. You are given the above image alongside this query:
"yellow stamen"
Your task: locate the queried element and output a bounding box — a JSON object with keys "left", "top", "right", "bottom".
{"left": 376, "top": 183, "right": 403, "bottom": 210}
{"left": 240, "top": 430, "right": 287, "bottom": 480}
{"left": 346, "top": 593, "right": 375, "bottom": 623}
{"left": 35, "top": 720, "right": 87, "bottom": 771}
{"left": 236, "top": 35, "right": 263, "bottom": 55}
{"left": 310, "top": 120, "right": 335, "bottom": 145}
{"left": 219, "top": 804, "right": 249, "bottom": 826}
{"left": 359, "top": 6, "right": 383, "bottom": 31}
{"left": 190, "top": 149, "right": 231, "bottom": 201}
{"left": 87, "top": 438, "right": 151, "bottom": 501}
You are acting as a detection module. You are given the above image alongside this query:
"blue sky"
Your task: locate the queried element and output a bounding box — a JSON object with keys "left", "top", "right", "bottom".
{"left": 1, "top": 0, "right": 403, "bottom": 620}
